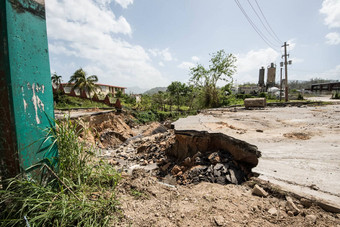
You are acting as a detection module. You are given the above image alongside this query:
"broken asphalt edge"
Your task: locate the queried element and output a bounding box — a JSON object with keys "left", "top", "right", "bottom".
{"left": 249, "top": 177, "right": 340, "bottom": 214}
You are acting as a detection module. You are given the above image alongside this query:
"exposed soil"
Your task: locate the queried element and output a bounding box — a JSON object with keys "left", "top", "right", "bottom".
{"left": 283, "top": 132, "right": 312, "bottom": 140}
{"left": 114, "top": 169, "right": 340, "bottom": 227}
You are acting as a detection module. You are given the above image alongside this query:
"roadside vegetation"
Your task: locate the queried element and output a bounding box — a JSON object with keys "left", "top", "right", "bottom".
{"left": 0, "top": 119, "right": 120, "bottom": 226}
{"left": 332, "top": 92, "right": 340, "bottom": 99}
{"left": 51, "top": 51, "right": 334, "bottom": 124}
{"left": 54, "top": 93, "right": 110, "bottom": 109}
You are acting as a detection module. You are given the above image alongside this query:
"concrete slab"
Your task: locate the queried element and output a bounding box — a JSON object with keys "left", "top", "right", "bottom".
{"left": 173, "top": 104, "right": 340, "bottom": 209}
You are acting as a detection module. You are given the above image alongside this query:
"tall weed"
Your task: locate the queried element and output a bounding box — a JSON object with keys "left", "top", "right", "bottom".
{"left": 0, "top": 117, "right": 120, "bottom": 226}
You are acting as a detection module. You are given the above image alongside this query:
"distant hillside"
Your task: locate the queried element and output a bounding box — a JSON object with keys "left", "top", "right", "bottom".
{"left": 126, "top": 86, "right": 147, "bottom": 94}
{"left": 143, "top": 87, "right": 167, "bottom": 95}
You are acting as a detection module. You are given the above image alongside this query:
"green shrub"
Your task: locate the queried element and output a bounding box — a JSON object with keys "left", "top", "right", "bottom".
{"left": 259, "top": 92, "right": 267, "bottom": 98}
{"left": 236, "top": 94, "right": 253, "bottom": 100}
{"left": 0, "top": 118, "right": 120, "bottom": 226}
{"left": 297, "top": 93, "right": 304, "bottom": 100}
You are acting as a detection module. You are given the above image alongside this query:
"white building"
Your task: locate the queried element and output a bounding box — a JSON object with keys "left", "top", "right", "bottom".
{"left": 60, "top": 83, "right": 126, "bottom": 97}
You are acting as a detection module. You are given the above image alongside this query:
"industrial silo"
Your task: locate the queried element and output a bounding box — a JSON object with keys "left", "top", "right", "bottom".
{"left": 258, "top": 67, "right": 265, "bottom": 86}
{"left": 267, "top": 63, "right": 276, "bottom": 88}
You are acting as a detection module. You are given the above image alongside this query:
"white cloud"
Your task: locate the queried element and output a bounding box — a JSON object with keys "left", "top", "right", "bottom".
{"left": 115, "top": 0, "right": 133, "bottom": 8}
{"left": 320, "top": 0, "right": 340, "bottom": 28}
{"left": 177, "top": 56, "right": 200, "bottom": 70}
{"left": 325, "top": 32, "right": 340, "bottom": 45}
{"left": 191, "top": 56, "right": 200, "bottom": 62}
{"left": 178, "top": 61, "right": 196, "bottom": 70}
{"left": 287, "top": 39, "right": 297, "bottom": 50}
{"left": 159, "top": 62, "right": 165, "bottom": 67}
{"left": 236, "top": 48, "right": 279, "bottom": 74}
{"left": 46, "top": 0, "right": 169, "bottom": 89}
{"left": 323, "top": 64, "right": 340, "bottom": 79}
{"left": 290, "top": 57, "right": 304, "bottom": 64}
{"left": 148, "top": 48, "right": 173, "bottom": 61}
{"left": 234, "top": 48, "right": 280, "bottom": 83}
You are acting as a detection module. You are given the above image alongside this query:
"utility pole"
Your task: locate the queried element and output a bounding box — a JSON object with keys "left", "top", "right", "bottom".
{"left": 280, "top": 67, "right": 283, "bottom": 102}
{"left": 282, "top": 42, "right": 289, "bottom": 102}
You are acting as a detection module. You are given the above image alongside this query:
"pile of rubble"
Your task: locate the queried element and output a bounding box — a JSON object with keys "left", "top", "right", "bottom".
{"left": 158, "top": 130, "right": 261, "bottom": 185}
{"left": 99, "top": 122, "right": 261, "bottom": 186}
{"left": 78, "top": 112, "right": 261, "bottom": 186}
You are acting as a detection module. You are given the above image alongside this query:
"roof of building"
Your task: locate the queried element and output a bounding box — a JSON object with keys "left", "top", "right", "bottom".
{"left": 61, "top": 83, "right": 127, "bottom": 89}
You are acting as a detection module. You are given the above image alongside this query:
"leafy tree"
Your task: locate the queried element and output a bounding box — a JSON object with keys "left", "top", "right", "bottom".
{"left": 116, "top": 90, "right": 123, "bottom": 98}
{"left": 51, "top": 72, "right": 62, "bottom": 88}
{"left": 68, "top": 68, "right": 100, "bottom": 98}
{"left": 167, "top": 81, "right": 188, "bottom": 111}
{"left": 190, "top": 50, "right": 237, "bottom": 108}
{"left": 151, "top": 91, "right": 165, "bottom": 111}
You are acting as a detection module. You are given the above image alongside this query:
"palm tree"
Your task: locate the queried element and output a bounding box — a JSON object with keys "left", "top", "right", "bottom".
{"left": 68, "top": 68, "right": 100, "bottom": 97}
{"left": 51, "top": 72, "right": 62, "bottom": 88}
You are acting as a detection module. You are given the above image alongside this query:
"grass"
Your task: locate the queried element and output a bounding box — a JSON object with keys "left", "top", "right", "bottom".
{"left": 55, "top": 95, "right": 110, "bottom": 109}
{"left": 131, "top": 109, "right": 198, "bottom": 124}
{"left": 0, "top": 118, "right": 121, "bottom": 226}
{"left": 130, "top": 189, "right": 145, "bottom": 199}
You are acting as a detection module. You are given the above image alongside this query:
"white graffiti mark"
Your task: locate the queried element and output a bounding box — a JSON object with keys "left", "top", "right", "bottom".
{"left": 31, "top": 83, "right": 45, "bottom": 124}
{"left": 23, "top": 98, "right": 28, "bottom": 112}
{"left": 42, "top": 85, "right": 45, "bottom": 93}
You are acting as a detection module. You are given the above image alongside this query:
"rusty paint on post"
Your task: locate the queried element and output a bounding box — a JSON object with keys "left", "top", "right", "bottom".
{"left": 0, "top": 0, "right": 57, "bottom": 180}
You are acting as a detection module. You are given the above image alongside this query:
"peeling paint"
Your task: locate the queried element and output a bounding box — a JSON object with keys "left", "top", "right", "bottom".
{"left": 31, "top": 83, "right": 45, "bottom": 124}
{"left": 23, "top": 98, "right": 27, "bottom": 112}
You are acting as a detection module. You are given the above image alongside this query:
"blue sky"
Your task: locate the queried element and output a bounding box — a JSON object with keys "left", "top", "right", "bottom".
{"left": 46, "top": 0, "right": 340, "bottom": 91}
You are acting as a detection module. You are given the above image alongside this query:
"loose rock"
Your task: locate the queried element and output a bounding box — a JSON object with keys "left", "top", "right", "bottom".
{"left": 286, "top": 196, "right": 300, "bottom": 215}
{"left": 268, "top": 207, "right": 278, "bottom": 216}
{"left": 306, "top": 214, "right": 317, "bottom": 223}
{"left": 252, "top": 184, "right": 268, "bottom": 197}
{"left": 213, "top": 215, "right": 225, "bottom": 226}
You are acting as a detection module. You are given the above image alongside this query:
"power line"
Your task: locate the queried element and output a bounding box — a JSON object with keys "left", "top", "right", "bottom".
{"left": 233, "top": 0, "right": 280, "bottom": 51}
{"left": 247, "top": 0, "right": 281, "bottom": 45}
{"left": 254, "top": 0, "right": 283, "bottom": 44}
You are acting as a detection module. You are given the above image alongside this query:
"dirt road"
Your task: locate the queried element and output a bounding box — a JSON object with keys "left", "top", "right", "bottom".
{"left": 173, "top": 104, "right": 340, "bottom": 209}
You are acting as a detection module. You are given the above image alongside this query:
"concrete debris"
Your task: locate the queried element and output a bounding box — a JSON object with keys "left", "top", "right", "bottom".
{"left": 306, "top": 214, "right": 317, "bottom": 223}
{"left": 300, "top": 198, "right": 313, "bottom": 208}
{"left": 286, "top": 196, "right": 300, "bottom": 215}
{"left": 252, "top": 184, "right": 268, "bottom": 197}
{"left": 244, "top": 98, "right": 266, "bottom": 109}
{"left": 171, "top": 165, "right": 182, "bottom": 176}
{"left": 287, "top": 210, "right": 294, "bottom": 217}
{"left": 85, "top": 112, "right": 262, "bottom": 187}
{"left": 213, "top": 215, "right": 225, "bottom": 226}
{"left": 169, "top": 130, "right": 261, "bottom": 168}
{"left": 268, "top": 207, "right": 278, "bottom": 216}
{"left": 102, "top": 127, "right": 261, "bottom": 186}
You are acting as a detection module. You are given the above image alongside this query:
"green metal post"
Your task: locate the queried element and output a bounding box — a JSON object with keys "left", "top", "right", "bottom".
{"left": 0, "top": 0, "right": 57, "bottom": 180}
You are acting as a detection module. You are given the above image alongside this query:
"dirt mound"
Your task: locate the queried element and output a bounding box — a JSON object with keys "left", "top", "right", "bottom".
{"left": 115, "top": 169, "right": 340, "bottom": 226}
{"left": 283, "top": 132, "right": 311, "bottom": 140}
{"left": 78, "top": 112, "right": 136, "bottom": 148}
{"left": 141, "top": 122, "right": 168, "bottom": 136}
